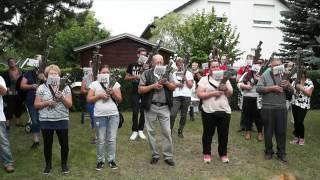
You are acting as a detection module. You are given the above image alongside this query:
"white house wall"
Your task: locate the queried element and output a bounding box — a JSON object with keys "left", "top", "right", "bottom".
{"left": 175, "top": 0, "right": 288, "bottom": 61}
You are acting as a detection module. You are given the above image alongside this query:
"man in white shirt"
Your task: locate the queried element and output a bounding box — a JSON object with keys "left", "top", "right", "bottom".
{"left": 170, "top": 57, "right": 193, "bottom": 138}
{"left": 0, "top": 75, "right": 14, "bottom": 173}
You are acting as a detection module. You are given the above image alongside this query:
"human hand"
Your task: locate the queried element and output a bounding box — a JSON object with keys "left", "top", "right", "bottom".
{"left": 153, "top": 82, "right": 163, "bottom": 90}
{"left": 272, "top": 85, "right": 283, "bottom": 93}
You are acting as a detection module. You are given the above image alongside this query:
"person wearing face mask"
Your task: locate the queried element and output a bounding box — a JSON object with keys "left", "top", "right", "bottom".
{"left": 34, "top": 65, "right": 72, "bottom": 174}
{"left": 138, "top": 54, "right": 176, "bottom": 166}
{"left": 125, "top": 48, "right": 147, "bottom": 141}
{"left": 80, "top": 60, "right": 96, "bottom": 144}
{"left": 170, "top": 57, "right": 193, "bottom": 138}
{"left": 189, "top": 62, "right": 202, "bottom": 121}
{"left": 236, "top": 55, "right": 254, "bottom": 132}
{"left": 197, "top": 60, "right": 233, "bottom": 164}
{"left": 87, "top": 65, "right": 122, "bottom": 171}
{"left": 0, "top": 74, "right": 15, "bottom": 173}
{"left": 256, "top": 58, "right": 294, "bottom": 163}
{"left": 238, "top": 59, "right": 264, "bottom": 141}
{"left": 289, "top": 70, "right": 314, "bottom": 146}
{"left": 20, "top": 55, "right": 45, "bottom": 149}
{"left": 219, "top": 55, "right": 229, "bottom": 71}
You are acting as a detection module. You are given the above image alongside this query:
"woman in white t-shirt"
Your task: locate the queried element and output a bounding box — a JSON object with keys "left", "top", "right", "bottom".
{"left": 197, "top": 60, "right": 233, "bottom": 164}
{"left": 87, "top": 65, "right": 122, "bottom": 171}
{"left": 290, "top": 70, "right": 314, "bottom": 146}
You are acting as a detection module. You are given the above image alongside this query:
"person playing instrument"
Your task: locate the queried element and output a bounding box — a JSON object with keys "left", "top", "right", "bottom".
{"left": 3, "top": 58, "right": 24, "bottom": 128}
{"left": 20, "top": 55, "right": 45, "bottom": 149}
{"left": 80, "top": 60, "right": 96, "bottom": 144}
{"left": 236, "top": 54, "right": 254, "bottom": 132}
{"left": 125, "top": 47, "right": 147, "bottom": 140}
{"left": 170, "top": 57, "right": 193, "bottom": 138}
{"left": 238, "top": 59, "right": 264, "bottom": 141}
{"left": 289, "top": 70, "right": 314, "bottom": 145}
{"left": 189, "top": 62, "right": 202, "bottom": 121}
{"left": 256, "top": 58, "right": 293, "bottom": 163}
{"left": 138, "top": 54, "right": 176, "bottom": 166}
{"left": 197, "top": 60, "right": 233, "bottom": 164}
{"left": 219, "top": 55, "right": 229, "bottom": 71}
{"left": 34, "top": 65, "right": 72, "bottom": 174}
{"left": 0, "top": 75, "right": 15, "bottom": 173}
{"left": 87, "top": 65, "right": 122, "bottom": 171}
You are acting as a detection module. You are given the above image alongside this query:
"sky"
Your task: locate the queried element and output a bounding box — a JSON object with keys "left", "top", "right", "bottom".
{"left": 91, "top": 0, "right": 189, "bottom": 36}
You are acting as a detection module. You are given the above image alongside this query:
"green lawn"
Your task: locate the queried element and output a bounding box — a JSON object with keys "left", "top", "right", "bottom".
{"left": 1, "top": 110, "right": 320, "bottom": 180}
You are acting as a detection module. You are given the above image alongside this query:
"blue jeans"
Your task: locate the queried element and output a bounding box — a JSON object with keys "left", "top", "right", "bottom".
{"left": 0, "top": 122, "right": 14, "bottom": 166}
{"left": 95, "top": 115, "right": 119, "bottom": 163}
{"left": 26, "top": 103, "right": 40, "bottom": 133}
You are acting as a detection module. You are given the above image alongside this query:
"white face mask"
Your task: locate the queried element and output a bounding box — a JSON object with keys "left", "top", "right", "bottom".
{"left": 211, "top": 70, "right": 224, "bottom": 81}
{"left": 97, "top": 74, "right": 110, "bottom": 86}
{"left": 272, "top": 64, "right": 285, "bottom": 75}
{"left": 138, "top": 55, "right": 148, "bottom": 64}
{"left": 246, "top": 59, "right": 253, "bottom": 66}
{"left": 153, "top": 65, "right": 166, "bottom": 79}
{"left": 47, "top": 76, "right": 60, "bottom": 86}
{"left": 251, "top": 64, "right": 261, "bottom": 72}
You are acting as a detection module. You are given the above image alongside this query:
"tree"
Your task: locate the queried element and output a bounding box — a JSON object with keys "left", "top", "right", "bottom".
{"left": 52, "top": 11, "right": 110, "bottom": 66}
{"left": 0, "top": 0, "right": 92, "bottom": 55}
{"left": 151, "top": 8, "right": 241, "bottom": 65}
{"left": 279, "top": 0, "right": 320, "bottom": 57}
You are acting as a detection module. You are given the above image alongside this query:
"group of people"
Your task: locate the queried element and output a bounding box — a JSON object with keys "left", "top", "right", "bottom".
{"left": 0, "top": 58, "right": 73, "bottom": 174}
{"left": 0, "top": 47, "right": 314, "bottom": 174}
{"left": 236, "top": 55, "right": 314, "bottom": 163}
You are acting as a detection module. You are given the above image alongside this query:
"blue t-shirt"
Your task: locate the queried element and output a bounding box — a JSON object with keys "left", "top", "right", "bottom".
{"left": 23, "top": 71, "right": 37, "bottom": 105}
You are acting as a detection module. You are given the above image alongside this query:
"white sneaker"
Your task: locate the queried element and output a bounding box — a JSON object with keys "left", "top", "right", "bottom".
{"left": 130, "top": 131, "right": 138, "bottom": 140}
{"left": 138, "top": 130, "right": 146, "bottom": 139}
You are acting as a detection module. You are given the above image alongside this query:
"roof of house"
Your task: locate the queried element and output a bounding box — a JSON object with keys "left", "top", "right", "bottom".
{"left": 140, "top": 0, "right": 289, "bottom": 38}
{"left": 74, "top": 33, "right": 174, "bottom": 53}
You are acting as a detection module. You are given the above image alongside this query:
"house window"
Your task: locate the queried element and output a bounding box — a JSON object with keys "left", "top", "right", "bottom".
{"left": 253, "top": 4, "right": 275, "bottom": 26}
{"left": 208, "top": 1, "right": 231, "bottom": 19}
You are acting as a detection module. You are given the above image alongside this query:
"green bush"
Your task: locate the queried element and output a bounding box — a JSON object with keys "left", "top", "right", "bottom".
{"left": 307, "top": 70, "right": 320, "bottom": 109}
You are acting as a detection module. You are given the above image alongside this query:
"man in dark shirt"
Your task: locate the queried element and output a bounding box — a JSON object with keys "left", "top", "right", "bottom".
{"left": 3, "top": 58, "right": 24, "bottom": 128}
{"left": 125, "top": 47, "right": 147, "bottom": 140}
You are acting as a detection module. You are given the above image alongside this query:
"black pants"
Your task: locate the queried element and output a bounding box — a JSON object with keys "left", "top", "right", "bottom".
{"left": 4, "top": 95, "right": 23, "bottom": 120}
{"left": 292, "top": 105, "right": 308, "bottom": 139}
{"left": 131, "top": 93, "right": 145, "bottom": 131}
{"left": 242, "top": 96, "right": 262, "bottom": 132}
{"left": 261, "top": 108, "right": 287, "bottom": 156}
{"left": 170, "top": 96, "right": 191, "bottom": 131}
{"left": 201, "top": 111, "right": 230, "bottom": 157}
{"left": 42, "top": 129, "right": 69, "bottom": 167}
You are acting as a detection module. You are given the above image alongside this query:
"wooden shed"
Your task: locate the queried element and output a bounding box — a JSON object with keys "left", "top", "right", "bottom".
{"left": 74, "top": 33, "right": 174, "bottom": 68}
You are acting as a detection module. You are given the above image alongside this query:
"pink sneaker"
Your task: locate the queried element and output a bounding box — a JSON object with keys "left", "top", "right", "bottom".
{"left": 203, "top": 154, "right": 211, "bottom": 163}
{"left": 289, "top": 137, "right": 299, "bottom": 145}
{"left": 299, "top": 138, "right": 305, "bottom": 146}
{"left": 221, "top": 155, "right": 229, "bottom": 163}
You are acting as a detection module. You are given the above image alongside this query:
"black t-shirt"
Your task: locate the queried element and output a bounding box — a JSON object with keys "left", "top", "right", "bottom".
{"left": 126, "top": 63, "right": 142, "bottom": 92}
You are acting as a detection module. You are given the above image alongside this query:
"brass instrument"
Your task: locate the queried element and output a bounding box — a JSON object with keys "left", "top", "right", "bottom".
{"left": 147, "top": 40, "right": 163, "bottom": 66}
{"left": 92, "top": 45, "right": 102, "bottom": 81}
{"left": 295, "top": 47, "right": 304, "bottom": 84}
{"left": 180, "top": 47, "right": 192, "bottom": 85}
{"left": 254, "top": 41, "right": 263, "bottom": 62}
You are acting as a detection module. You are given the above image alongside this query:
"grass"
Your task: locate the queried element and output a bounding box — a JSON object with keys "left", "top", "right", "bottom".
{"left": 1, "top": 110, "right": 320, "bottom": 180}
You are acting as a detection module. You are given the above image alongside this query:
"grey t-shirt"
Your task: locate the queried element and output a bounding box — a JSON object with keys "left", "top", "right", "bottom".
{"left": 36, "top": 84, "right": 71, "bottom": 122}
{"left": 256, "top": 71, "right": 287, "bottom": 109}
{"left": 139, "top": 69, "right": 174, "bottom": 103}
